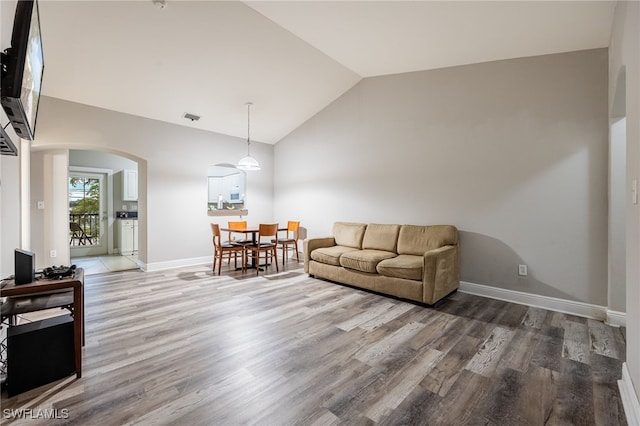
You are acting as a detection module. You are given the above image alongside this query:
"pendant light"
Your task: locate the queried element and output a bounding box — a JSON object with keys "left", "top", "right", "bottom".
{"left": 237, "top": 102, "right": 261, "bottom": 171}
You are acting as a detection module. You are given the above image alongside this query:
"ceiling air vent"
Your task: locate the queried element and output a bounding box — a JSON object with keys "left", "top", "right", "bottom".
{"left": 183, "top": 113, "right": 200, "bottom": 122}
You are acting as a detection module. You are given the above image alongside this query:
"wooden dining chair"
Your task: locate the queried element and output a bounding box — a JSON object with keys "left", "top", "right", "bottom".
{"left": 211, "top": 223, "right": 245, "bottom": 275}
{"left": 226, "top": 220, "right": 252, "bottom": 264}
{"left": 273, "top": 221, "right": 300, "bottom": 265}
{"left": 245, "top": 223, "right": 279, "bottom": 275}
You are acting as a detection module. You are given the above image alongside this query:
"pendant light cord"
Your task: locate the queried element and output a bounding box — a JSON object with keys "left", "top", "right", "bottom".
{"left": 246, "top": 102, "right": 252, "bottom": 155}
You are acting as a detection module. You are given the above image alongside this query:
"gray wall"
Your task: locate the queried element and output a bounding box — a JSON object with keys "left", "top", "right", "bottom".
{"left": 30, "top": 97, "right": 275, "bottom": 269}
{"left": 275, "top": 49, "right": 608, "bottom": 305}
{"left": 69, "top": 149, "right": 138, "bottom": 172}
{"left": 609, "top": 117, "right": 626, "bottom": 313}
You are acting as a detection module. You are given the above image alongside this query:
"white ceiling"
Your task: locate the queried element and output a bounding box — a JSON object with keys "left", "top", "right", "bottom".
{"left": 2, "top": 1, "right": 616, "bottom": 144}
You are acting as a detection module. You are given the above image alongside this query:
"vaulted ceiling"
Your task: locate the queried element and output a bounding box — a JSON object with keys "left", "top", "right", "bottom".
{"left": 2, "top": 1, "right": 616, "bottom": 144}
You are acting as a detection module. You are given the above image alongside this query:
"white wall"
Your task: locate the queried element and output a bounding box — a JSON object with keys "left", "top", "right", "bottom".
{"left": 30, "top": 149, "right": 71, "bottom": 268}
{"left": 609, "top": 0, "right": 640, "bottom": 409}
{"left": 275, "top": 49, "right": 608, "bottom": 306}
{"left": 1, "top": 0, "right": 23, "bottom": 278}
{"left": 29, "top": 97, "right": 274, "bottom": 270}
{"left": 0, "top": 153, "right": 20, "bottom": 277}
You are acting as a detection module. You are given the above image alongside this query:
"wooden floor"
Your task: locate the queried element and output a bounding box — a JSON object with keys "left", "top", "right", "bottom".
{"left": 1, "top": 261, "right": 628, "bottom": 425}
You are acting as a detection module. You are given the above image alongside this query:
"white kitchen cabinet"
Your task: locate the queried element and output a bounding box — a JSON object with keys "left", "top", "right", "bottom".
{"left": 123, "top": 169, "right": 138, "bottom": 201}
{"left": 118, "top": 219, "right": 138, "bottom": 255}
{"left": 133, "top": 220, "right": 138, "bottom": 252}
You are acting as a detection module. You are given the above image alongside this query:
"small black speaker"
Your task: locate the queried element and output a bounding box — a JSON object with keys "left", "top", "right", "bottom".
{"left": 7, "top": 315, "right": 75, "bottom": 396}
{"left": 14, "top": 248, "right": 35, "bottom": 285}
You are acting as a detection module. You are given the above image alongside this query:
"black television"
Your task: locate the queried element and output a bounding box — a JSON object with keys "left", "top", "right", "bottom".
{"left": 15, "top": 248, "right": 35, "bottom": 285}
{"left": 1, "top": 0, "right": 44, "bottom": 141}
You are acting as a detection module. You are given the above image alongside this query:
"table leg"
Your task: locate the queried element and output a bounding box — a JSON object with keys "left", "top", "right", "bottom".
{"left": 249, "top": 231, "right": 261, "bottom": 270}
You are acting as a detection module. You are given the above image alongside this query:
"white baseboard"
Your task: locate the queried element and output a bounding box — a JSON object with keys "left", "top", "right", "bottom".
{"left": 139, "top": 256, "right": 212, "bottom": 272}
{"left": 607, "top": 309, "right": 627, "bottom": 327}
{"left": 619, "top": 362, "right": 640, "bottom": 426}
{"left": 459, "top": 281, "right": 621, "bottom": 322}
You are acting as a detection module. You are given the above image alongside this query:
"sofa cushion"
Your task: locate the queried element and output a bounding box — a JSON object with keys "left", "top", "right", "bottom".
{"left": 397, "top": 225, "right": 458, "bottom": 255}
{"left": 340, "top": 249, "right": 397, "bottom": 273}
{"left": 333, "top": 222, "right": 367, "bottom": 249}
{"left": 376, "top": 254, "right": 423, "bottom": 281}
{"left": 362, "top": 223, "right": 401, "bottom": 252}
{"left": 311, "top": 245, "right": 358, "bottom": 266}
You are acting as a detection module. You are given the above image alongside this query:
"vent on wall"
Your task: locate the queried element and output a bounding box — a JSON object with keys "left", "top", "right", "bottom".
{"left": 0, "top": 125, "right": 18, "bottom": 156}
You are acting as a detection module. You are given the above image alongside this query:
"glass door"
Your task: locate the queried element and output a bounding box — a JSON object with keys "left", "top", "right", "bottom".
{"left": 69, "top": 172, "right": 107, "bottom": 257}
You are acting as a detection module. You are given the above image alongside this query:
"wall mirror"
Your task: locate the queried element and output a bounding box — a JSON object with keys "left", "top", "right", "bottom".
{"left": 207, "top": 164, "right": 247, "bottom": 216}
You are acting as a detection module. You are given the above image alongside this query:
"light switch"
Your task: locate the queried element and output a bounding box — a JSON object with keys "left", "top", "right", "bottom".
{"left": 37, "top": 201, "right": 44, "bottom": 209}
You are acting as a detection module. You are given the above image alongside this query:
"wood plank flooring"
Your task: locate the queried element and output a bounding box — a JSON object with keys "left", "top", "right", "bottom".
{"left": 0, "top": 262, "right": 628, "bottom": 425}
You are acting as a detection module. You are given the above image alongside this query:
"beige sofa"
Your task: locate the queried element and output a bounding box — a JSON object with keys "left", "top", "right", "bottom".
{"left": 304, "top": 222, "right": 459, "bottom": 305}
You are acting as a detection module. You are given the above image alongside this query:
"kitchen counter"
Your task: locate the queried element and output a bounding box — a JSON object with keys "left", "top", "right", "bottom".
{"left": 116, "top": 211, "right": 138, "bottom": 219}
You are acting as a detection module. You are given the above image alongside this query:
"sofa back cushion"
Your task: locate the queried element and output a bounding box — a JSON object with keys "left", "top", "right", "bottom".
{"left": 333, "top": 222, "right": 367, "bottom": 249}
{"left": 362, "top": 223, "right": 401, "bottom": 253}
{"left": 397, "top": 225, "right": 458, "bottom": 255}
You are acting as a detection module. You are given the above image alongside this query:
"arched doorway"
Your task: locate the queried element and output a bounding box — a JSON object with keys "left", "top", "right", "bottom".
{"left": 68, "top": 149, "right": 141, "bottom": 274}
{"left": 29, "top": 146, "right": 146, "bottom": 275}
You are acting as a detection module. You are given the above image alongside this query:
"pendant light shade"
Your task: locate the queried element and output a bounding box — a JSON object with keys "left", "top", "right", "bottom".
{"left": 237, "top": 102, "right": 261, "bottom": 171}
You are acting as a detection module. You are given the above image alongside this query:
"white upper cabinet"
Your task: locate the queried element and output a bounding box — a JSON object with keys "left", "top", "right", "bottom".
{"left": 123, "top": 169, "right": 138, "bottom": 201}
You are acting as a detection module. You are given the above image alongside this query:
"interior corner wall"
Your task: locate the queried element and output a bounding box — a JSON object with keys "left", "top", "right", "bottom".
{"left": 274, "top": 48, "right": 608, "bottom": 306}
{"left": 30, "top": 97, "right": 274, "bottom": 269}
{"left": 609, "top": 0, "right": 640, "bottom": 405}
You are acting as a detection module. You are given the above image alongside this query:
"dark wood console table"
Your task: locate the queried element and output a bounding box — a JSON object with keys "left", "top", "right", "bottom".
{"left": 1, "top": 269, "right": 84, "bottom": 378}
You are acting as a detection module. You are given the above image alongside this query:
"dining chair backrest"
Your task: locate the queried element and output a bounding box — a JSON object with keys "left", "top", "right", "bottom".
{"left": 286, "top": 221, "right": 300, "bottom": 239}
{"left": 258, "top": 223, "right": 279, "bottom": 244}
{"left": 211, "top": 223, "right": 222, "bottom": 249}
{"left": 228, "top": 221, "right": 247, "bottom": 231}
{"left": 228, "top": 220, "right": 247, "bottom": 241}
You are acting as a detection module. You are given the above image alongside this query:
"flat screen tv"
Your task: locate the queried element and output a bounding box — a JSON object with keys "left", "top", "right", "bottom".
{"left": 1, "top": 0, "right": 44, "bottom": 141}
{"left": 15, "top": 248, "right": 35, "bottom": 285}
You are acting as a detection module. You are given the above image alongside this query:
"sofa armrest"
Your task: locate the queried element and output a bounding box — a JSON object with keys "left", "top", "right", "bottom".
{"left": 304, "top": 237, "right": 336, "bottom": 273}
{"left": 422, "top": 245, "right": 459, "bottom": 304}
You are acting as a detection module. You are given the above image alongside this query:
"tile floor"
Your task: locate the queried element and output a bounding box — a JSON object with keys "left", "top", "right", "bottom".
{"left": 71, "top": 254, "right": 140, "bottom": 275}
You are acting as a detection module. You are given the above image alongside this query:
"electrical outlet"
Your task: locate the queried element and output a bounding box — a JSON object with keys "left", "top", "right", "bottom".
{"left": 50, "top": 250, "right": 57, "bottom": 258}
{"left": 518, "top": 264, "right": 527, "bottom": 276}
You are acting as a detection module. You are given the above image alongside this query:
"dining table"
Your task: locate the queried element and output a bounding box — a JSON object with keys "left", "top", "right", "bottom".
{"left": 221, "top": 226, "right": 287, "bottom": 270}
